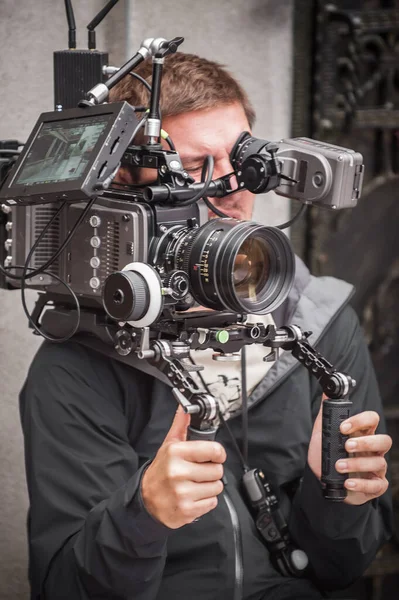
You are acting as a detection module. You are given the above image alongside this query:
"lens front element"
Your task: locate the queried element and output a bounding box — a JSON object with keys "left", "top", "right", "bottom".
{"left": 177, "top": 219, "right": 295, "bottom": 314}
{"left": 233, "top": 236, "right": 270, "bottom": 303}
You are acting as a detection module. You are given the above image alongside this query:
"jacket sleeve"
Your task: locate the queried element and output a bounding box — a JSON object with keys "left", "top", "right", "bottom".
{"left": 19, "top": 341, "right": 171, "bottom": 600}
{"left": 288, "top": 305, "right": 393, "bottom": 590}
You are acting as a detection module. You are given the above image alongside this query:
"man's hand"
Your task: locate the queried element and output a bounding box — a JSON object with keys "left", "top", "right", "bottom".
{"left": 141, "top": 406, "right": 226, "bottom": 528}
{"left": 308, "top": 395, "right": 392, "bottom": 505}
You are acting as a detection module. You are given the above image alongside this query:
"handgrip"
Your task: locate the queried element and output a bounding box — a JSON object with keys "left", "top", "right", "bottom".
{"left": 321, "top": 399, "right": 352, "bottom": 501}
{"left": 187, "top": 426, "right": 217, "bottom": 442}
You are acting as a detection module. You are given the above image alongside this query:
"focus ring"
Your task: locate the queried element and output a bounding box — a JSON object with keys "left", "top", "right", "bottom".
{"left": 102, "top": 271, "right": 148, "bottom": 322}
{"left": 177, "top": 231, "right": 197, "bottom": 275}
{"left": 123, "top": 271, "right": 148, "bottom": 320}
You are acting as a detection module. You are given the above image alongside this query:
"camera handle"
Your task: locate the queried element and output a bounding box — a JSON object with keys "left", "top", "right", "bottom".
{"left": 138, "top": 322, "right": 356, "bottom": 500}
{"left": 263, "top": 325, "right": 356, "bottom": 501}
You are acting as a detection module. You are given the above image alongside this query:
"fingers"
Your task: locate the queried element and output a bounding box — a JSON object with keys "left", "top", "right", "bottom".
{"left": 150, "top": 486, "right": 221, "bottom": 528}
{"left": 189, "top": 462, "right": 225, "bottom": 483}
{"left": 167, "top": 440, "right": 226, "bottom": 464}
{"left": 142, "top": 405, "right": 227, "bottom": 528}
{"left": 166, "top": 460, "right": 224, "bottom": 484}
{"left": 194, "top": 497, "right": 219, "bottom": 513}
{"left": 344, "top": 476, "right": 389, "bottom": 497}
{"left": 181, "top": 497, "right": 220, "bottom": 524}
{"left": 345, "top": 433, "right": 392, "bottom": 455}
{"left": 336, "top": 455, "right": 387, "bottom": 477}
{"left": 337, "top": 427, "right": 392, "bottom": 505}
{"left": 174, "top": 479, "right": 224, "bottom": 503}
{"left": 340, "top": 411, "right": 380, "bottom": 435}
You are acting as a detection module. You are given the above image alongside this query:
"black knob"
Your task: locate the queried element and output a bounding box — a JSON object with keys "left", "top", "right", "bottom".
{"left": 240, "top": 156, "right": 271, "bottom": 193}
{"left": 103, "top": 271, "right": 149, "bottom": 321}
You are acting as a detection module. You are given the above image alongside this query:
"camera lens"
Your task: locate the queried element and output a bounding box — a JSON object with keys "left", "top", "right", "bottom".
{"left": 177, "top": 219, "right": 295, "bottom": 314}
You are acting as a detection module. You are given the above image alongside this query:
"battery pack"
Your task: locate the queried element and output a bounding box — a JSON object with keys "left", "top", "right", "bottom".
{"left": 54, "top": 49, "right": 109, "bottom": 110}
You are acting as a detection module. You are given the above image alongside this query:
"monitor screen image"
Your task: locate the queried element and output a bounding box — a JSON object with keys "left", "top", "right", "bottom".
{"left": 14, "top": 115, "right": 111, "bottom": 187}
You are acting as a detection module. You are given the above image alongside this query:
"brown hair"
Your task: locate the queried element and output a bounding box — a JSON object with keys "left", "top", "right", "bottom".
{"left": 109, "top": 52, "right": 256, "bottom": 127}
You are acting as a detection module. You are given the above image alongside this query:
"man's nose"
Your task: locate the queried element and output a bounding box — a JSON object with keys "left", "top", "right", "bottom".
{"left": 213, "top": 158, "right": 233, "bottom": 179}
{"left": 213, "top": 158, "right": 238, "bottom": 191}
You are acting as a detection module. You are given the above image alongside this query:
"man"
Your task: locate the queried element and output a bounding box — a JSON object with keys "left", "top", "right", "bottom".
{"left": 20, "top": 52, "right": 393, "bottom": 600}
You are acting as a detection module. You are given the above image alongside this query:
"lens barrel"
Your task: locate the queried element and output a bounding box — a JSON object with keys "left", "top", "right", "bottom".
{"left": 102, "top": 219, "right": 295, "bottom": 324}
{"left": 176, "top": 218, "right": 295, "bottom": 314}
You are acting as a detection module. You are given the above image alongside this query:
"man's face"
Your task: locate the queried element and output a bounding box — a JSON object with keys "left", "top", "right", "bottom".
{"left": 118, "top": 102, "right": 255, "bottom": 221}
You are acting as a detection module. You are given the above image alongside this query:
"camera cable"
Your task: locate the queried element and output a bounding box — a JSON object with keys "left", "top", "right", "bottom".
{"left": 19, "top": 199, "right": 85, "bottom": 342}
{"left": 276, "top": 203, "right": 307, "bottom": 231}
{"left": 19, "top": 265, "right": 81, "bottom": 343}
{"left": 189, "top": 348, "right": 310, "bottom": 580}
{"left": 1, "top": 198, "right": 96, "bottom": 341}
{"left": 128, "top": 71, "right": 152, "bottom": 94}
{"left": 1, "top": 197, "right": 96, "bottom": 282}
{"left": 178, "top": 155, "right": 219, "bottom": 208}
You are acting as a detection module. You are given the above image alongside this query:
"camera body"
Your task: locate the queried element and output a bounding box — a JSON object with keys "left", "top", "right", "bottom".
{"left": 5, "top": 191, "right": 207, "bottom": 310}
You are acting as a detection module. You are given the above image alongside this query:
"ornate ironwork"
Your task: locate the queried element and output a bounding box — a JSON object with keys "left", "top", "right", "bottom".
{"left": 292, "top": 5, "right": 399, "bottom": 592}
{"left": 292, "top": 0, "right": 399, "bottom": 407}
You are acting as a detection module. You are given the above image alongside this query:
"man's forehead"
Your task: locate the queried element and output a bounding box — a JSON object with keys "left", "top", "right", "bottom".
{"left": 162, "top": 103, "right": 250, "bottom": 157}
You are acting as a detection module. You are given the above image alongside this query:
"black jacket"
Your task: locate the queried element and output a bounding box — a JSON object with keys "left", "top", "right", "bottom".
{"left": 19, "top": 262, "right": 393, "bottom": 600}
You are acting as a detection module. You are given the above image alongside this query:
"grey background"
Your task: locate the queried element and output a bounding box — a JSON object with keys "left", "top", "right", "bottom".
{"left": 0, "top": 0, "right": 293, "bottom": 597}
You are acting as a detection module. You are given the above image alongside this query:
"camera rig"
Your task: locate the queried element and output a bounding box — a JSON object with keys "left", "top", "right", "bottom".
{"left": 0, "top": 32, "right": 360, "bottom": 492}
{"left": 0, "top": 3, "right": 364, "bottom": 537}
{"left": 0, "top": 0, "right": 369, "bottom": 577}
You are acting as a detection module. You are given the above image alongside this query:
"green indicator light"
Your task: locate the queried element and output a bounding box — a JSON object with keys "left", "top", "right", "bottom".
{"left": 216, "top": 330, "right": 229, "bottom": 344}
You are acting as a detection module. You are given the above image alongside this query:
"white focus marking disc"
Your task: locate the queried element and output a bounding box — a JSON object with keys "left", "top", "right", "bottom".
{"left": 122, "top": 262, "right": 163, "bottom": 327}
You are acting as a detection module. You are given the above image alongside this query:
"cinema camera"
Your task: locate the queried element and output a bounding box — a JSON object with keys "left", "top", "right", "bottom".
{"left": 0, "top": 80, "right": 364, "bottom": 324}
{"left": 0, "top": 1, "right": 363, "bottom": 526}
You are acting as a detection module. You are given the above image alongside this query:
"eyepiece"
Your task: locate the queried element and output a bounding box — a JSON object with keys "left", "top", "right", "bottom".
{"left": 230, "top": 133, "right": 282, "bottom": 194}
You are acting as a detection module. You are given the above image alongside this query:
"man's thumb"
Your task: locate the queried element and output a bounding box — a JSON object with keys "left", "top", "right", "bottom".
{"left": 164, "top": 405, "right": 191, "bottom": 443}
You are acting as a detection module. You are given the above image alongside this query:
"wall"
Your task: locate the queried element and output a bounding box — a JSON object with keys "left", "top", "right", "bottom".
{"left": 0, "top": 1, "right": 293, "bottom": 597}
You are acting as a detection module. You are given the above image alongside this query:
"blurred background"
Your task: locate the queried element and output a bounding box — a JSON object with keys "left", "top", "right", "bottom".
{"left": 0, "top": 0, "right": 397, "bottom": 598}
{"left": 290, "top": 1, "right": 399, "bottom": 598}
